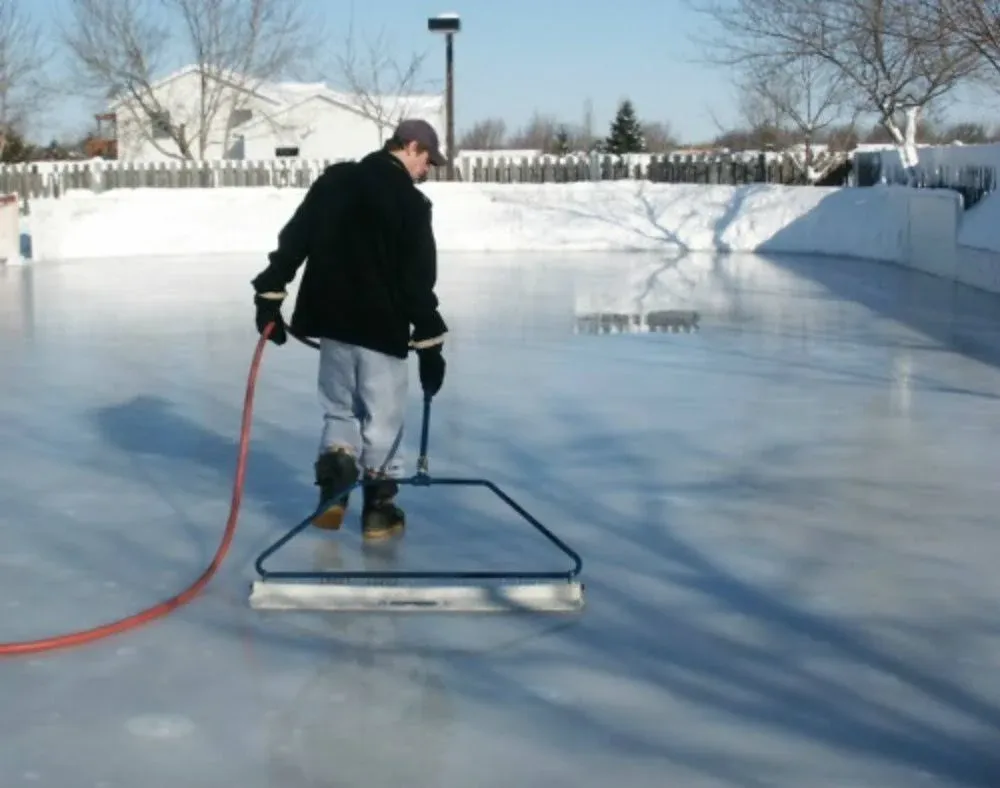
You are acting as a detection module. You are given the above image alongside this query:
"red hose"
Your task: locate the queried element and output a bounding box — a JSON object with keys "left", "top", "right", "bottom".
{"left": 0, "top": 325, "right": 275, "bottom": 657}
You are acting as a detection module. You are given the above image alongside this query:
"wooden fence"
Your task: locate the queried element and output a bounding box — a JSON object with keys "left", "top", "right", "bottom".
{"left": 0, "top": 149, "right": 848, "bottom": 202}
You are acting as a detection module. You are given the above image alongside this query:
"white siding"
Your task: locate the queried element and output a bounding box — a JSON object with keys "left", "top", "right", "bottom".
{"left": 109, "top": 65, "right": 446, "bottom": 163}
{"left": 113, "top": 71, "right": 284, "bottom": 162}
{"left": 236, "top": 96, "right": 447, "bottom": 161}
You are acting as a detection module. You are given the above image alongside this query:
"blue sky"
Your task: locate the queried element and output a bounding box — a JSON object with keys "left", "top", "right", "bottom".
{"left": 31, "top": 0, "right": 742, "bottom": 144}
{"left": 30, "top": 0, "right": 995, "bottom": 145}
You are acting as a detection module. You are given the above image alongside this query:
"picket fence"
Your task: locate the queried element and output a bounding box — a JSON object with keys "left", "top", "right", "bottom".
{"left": 0, "top": 149, "right": 847, "bottom": 202}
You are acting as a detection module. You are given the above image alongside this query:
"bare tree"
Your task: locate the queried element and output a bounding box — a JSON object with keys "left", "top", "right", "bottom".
{"left": 706, "top": 110, "right": 790, "bottom": 151}
{"left": 62, "top": 0, "right": 320, "bottom": 159}
{"left": 817, "top": 122, "right": 859, "bottom": 150}
{"left": 641, "top": 121, "right": 678, "bottom": 152}
{"left": 332, "top": 14, "right": 433, "bottom": 144}
{"left": 458, "top": 117, "right": 506, "bottom": 150}
{"left": 688, "top": 0, "right": 981, "bottom": 168}
{"left": 934, "top": 0, "right": 1000, "bottom": 81}
{"left": 737, "top": 54, "right": 854, "bottom": 173}
{"left": 0, "top": 0, "right": 51, "bottom": 160}
{"left": 938, "top": 120, "right": 991, "bottom": 143}
{"left": 580, "top": 98, "right": 596, "bottom": 151}
{"left": 705, "top": 95, "right": 789, "bottom": 150}
{"left": 507, "top": 111, "right": 561, "bottom": 150}
{"left": 736, "top": 80, "right": 785, "bottom": 132}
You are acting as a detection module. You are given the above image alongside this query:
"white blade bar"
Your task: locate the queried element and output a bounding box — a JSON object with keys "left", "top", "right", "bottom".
{"left": 249, "top": 580, "right": 585, "bottom": 612}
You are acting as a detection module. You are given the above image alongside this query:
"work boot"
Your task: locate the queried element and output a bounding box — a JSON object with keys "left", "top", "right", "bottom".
{"left": 361, "top": 471, "right": 405, "bottom": 542}
{"left": 312, "top": 448, "right": 359, "bottom": 530}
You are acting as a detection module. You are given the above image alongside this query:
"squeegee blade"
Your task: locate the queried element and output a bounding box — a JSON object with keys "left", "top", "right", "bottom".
{"left": 248, "top": 580, "right": 584, "bottom": 612}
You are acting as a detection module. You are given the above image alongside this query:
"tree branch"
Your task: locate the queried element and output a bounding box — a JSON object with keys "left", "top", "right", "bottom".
{"left": 332, "top": 10, "right": 433, "bottom": 143}
{"left": 62, "top": 0, "right": 322, "bottom": 159}
{"left": 0, "top": 0, "right": 52, "bottom": 159}
{"left": 686, "top": 0, "right": 980, "bottom": 164}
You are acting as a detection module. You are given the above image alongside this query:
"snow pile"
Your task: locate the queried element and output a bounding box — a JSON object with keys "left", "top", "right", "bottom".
{"left": 957, "top": 191, "right": 1000, "bottom": 254}
{"left": 26, "top": 181, "right": 910, "bottom": 264}
{"left": 953, "top": 194, "right": 1000, "bottom": 291}
{"left": 430, "top": 182, "right": 906, "bottom": 261}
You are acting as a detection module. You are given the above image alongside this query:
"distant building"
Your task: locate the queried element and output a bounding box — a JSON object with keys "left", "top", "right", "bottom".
{"left": 104, "top": 64, "right": 445, "bottom": 162}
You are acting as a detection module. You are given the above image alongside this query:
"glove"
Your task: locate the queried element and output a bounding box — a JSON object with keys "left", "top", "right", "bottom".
{"left": 417, "top": 346, "right": 445, "bottom": 397}
{"left": 254, "top": 293, "right": 287, "bottom": 345}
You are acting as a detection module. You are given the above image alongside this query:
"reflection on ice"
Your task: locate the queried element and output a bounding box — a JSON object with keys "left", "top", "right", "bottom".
{"left": 574, "top": 309, "right": 701, "bottom": 334}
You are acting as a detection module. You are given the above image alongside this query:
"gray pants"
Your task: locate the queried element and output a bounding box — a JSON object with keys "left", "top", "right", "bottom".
{"left": 317, "top": 338, "right": 408, "bottom": 477}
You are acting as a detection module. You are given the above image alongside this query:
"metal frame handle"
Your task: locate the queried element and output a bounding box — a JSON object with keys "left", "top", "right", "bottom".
{"left": 417, "top": 394, "right": 432, "bottom": 475}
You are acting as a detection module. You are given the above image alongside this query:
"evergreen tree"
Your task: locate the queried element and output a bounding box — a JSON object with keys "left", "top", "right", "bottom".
{"left": 0, "top": 128, "right": 32, "bottom": 163}
{"left": 605, "top": 99, "right": 644, "bottom": 154}
{"left": 553, "top": 125, "right": 571, "bottom": 155}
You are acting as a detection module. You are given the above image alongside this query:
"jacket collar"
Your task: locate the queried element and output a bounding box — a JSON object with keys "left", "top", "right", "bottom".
{"left": 366, "top": 148, "right": 411, "bottom": 178}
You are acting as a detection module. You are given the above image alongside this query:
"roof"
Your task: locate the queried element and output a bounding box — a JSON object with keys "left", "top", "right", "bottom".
{"left": 107, "top": 64, "right": 443, "bottom": 127}
{"left": 231, "top": 89, "right": 442, "bottom": 134}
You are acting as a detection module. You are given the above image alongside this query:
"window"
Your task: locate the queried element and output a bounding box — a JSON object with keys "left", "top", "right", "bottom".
{"left": 229, "top": 108, "right": 252, "bottom": 127}
{"left": 275, "top": 146, "right": 299, "bottom": 157}
{"left": 151, "top": 110, "right": 171, "bottom": 139}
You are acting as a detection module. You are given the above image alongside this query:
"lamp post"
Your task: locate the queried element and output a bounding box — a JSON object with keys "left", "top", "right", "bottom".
{"left": 428, "top": 12, "right": 460, "bottom": 181}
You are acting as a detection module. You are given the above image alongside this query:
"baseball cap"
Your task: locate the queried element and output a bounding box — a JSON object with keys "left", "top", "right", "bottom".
{"left": 393, "top": 118, "right": 447, "bottom": 166}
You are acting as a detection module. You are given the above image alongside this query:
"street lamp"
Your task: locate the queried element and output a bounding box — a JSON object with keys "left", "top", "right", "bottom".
{"left": 428, "top": 12, "right": 460, "bottom": 181}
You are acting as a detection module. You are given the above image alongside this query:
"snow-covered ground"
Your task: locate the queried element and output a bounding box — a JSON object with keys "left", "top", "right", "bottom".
{"left": 3, "top": 247, "right": 1000, "bottom": 787}
{"left": 956, "top": 191, "right": 1000, "bottom": 253}
{"left": 15, "top": 181, "right": 938, "bottom": 261}
{"left": 20, "top": 178, "right": 1000, "bottom": 296}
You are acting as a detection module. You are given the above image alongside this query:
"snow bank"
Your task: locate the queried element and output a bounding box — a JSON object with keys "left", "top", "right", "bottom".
{"left": 18, "top": 180, "right": 994, "bottom": 292}
{"left": 957, "top": 191, "right": 1000, "bottom": 254}
{"left": 933, "top": 189, "right": 1000, "bottom": 292}
{"left": 431, "top": 182, "right": 908, "bottom": 260}
{"left": 26, "top": 181, "right": 903, "bottom": 263}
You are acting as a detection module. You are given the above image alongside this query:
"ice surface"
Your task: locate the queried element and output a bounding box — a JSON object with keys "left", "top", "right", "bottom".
{"left": 2, "top": 250, "right": 1000, "bottom": 787}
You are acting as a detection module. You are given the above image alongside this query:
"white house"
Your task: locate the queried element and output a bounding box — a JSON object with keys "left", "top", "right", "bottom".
{"left": 107, "top": 64, "right": 446, "bottom": 162}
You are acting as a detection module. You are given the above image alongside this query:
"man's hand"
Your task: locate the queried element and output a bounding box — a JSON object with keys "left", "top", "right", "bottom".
{"left": 254, "top": 293, "right": 287, "bottom": 345}
{"left": 417, "top": 345, "right": 445, "bottom": 396}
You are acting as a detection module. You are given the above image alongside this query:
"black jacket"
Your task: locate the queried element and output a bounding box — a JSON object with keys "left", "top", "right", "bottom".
{"left": 251, "top": 149, "right": 447, "bottom": 359}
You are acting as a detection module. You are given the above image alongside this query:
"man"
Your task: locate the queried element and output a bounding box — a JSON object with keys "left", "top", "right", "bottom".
{"left": 250, "top": 118, "right": 448, "bottom": 542}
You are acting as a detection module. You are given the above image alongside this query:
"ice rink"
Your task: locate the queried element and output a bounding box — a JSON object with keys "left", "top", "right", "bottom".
{"left": 2, "top": 249, "right": 1000, "bottom": 787}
